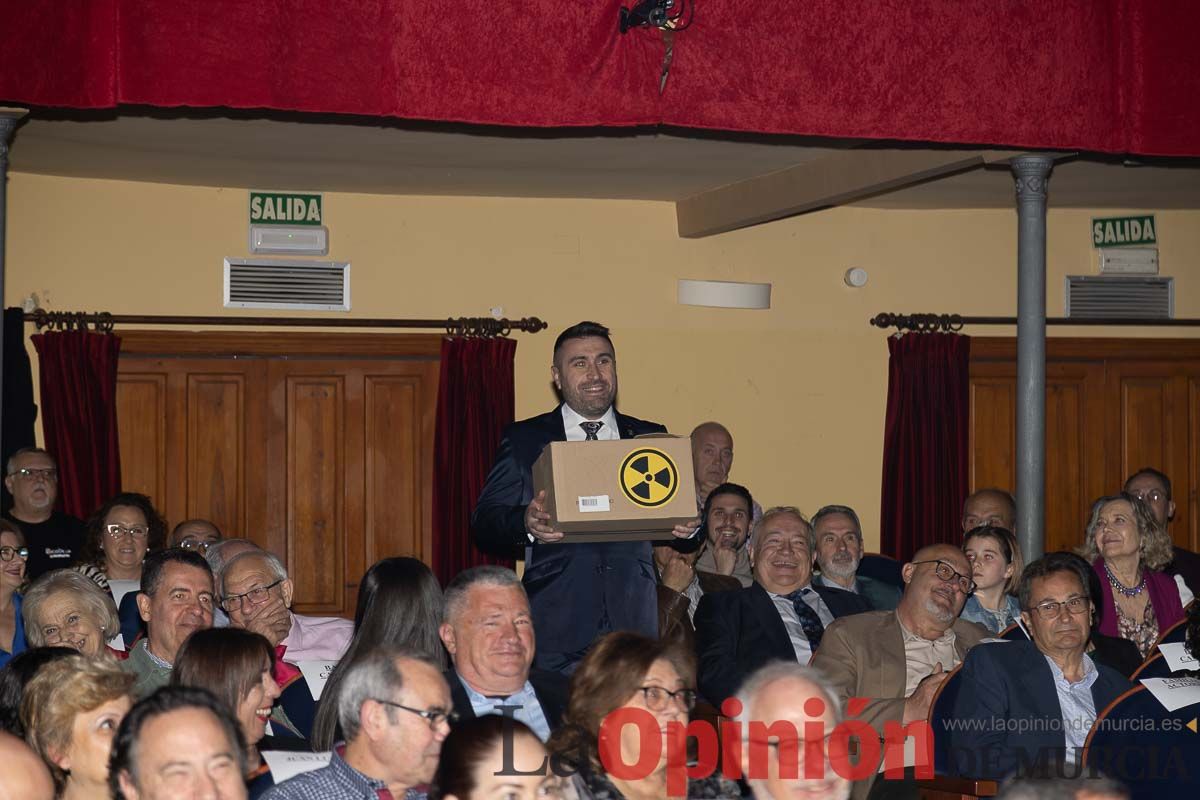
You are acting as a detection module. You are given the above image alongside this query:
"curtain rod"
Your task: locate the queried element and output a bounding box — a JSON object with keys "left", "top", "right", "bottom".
{"left": 24, "top": 309, "right": 548, "bottom": 337}
{"left": 870, "top": 312, "right": 1200, "bottom": 334}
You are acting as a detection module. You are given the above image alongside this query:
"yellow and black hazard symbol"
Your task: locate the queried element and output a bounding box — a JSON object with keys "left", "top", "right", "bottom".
{"left": 619, "top": 448, "right": 679, "bottom": 508}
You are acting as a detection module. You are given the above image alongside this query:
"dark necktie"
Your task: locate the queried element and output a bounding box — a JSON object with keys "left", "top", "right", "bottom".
{"left": 786, "top": 588, "right": 825, "bottom": 649}
{"left": 580, "top": 421, "right": 603, "bottom": 440}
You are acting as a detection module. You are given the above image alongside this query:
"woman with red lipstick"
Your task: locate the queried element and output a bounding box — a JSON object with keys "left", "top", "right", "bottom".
{"left": 0, "top": 520, "right": 29, "bottom": 668}
{"left": 1081, "top": 491, "right": 1188, "bottom": 659}
{"left": 172, "top": 627, "right": 285, "bottom": 798}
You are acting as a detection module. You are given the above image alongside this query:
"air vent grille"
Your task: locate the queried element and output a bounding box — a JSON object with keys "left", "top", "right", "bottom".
{"left": 1065, "top": 275, "right": 1172, "bottom": 319}
{"left": 224, "top": 258, "right": 350, "bottom": 311}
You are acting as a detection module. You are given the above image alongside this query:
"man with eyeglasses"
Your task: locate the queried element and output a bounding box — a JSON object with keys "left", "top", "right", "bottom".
{"left": 263, "top": 648, "right": 451, "bottom": 800}
{"left": 1123, "top": 466, "right": 1200, "bottom": 604}
{"left": 944, "top": 552, "right": 1132, "bottom": 780}
{"left": 811, "top": 544, "right": 989, "bottom": 799}
{"left": 2, "top": 447, "right": 85, "bottom": 579}
{"left": 169, "top": 518, "right": 223, "bottom": 554}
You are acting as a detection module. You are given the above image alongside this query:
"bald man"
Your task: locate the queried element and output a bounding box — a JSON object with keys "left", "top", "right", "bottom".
{"left": 961, "top": 488, "right": 1016, "bottom": 533}
{"left": 0, "top": 731, "right": 55, "bottom": 800}
{"left": 811, "top": 544, "right": 989, "bottom": 799}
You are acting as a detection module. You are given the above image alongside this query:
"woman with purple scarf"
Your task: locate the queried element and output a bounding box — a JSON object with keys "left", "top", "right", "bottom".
{"left": 1081, "top": 492, "right": 1190, "bottom": 659}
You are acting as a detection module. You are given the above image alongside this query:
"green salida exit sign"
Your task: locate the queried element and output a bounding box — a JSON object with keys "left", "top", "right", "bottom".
{"left": 1091, "top": 214, "right": 1156, "bottom": 248}
{"left": 249, "top": 192, "right": 322, "bottom": 226}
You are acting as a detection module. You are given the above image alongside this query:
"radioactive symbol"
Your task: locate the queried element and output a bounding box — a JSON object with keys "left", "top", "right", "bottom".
{"left": 619, "top": 447, "right": 679, "bottom": 508}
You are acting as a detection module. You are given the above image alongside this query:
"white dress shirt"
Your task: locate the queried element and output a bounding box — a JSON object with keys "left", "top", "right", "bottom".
{"left": 459, "top": 674, "right": 552, "bottom": 742}
{"left": 560, "top": 404, "right": 620, "bottom": 441}
{"left": 767, "top": 585, "right": 835, "bottom": 664}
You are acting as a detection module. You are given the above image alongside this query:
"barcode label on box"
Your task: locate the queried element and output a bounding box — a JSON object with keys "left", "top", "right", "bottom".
{"left": 578, "top": 495, "right": 611, "bottom": 513}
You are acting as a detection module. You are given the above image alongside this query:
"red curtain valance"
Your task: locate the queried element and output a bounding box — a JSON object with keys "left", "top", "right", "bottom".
{"left": 4, "top": 0, "right": 1199, "bottom": 156}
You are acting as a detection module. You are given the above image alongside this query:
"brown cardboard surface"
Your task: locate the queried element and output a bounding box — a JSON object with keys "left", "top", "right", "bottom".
{"left": 531, "top": 434, "right": 697, "bottom": 543}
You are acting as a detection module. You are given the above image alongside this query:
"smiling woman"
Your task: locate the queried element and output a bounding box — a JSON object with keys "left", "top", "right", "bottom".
{"left": 0, "top": 520, "right": 30, "bottom": 668}
{"left": 22, "top": 568, "right": 123, "bottom": 659}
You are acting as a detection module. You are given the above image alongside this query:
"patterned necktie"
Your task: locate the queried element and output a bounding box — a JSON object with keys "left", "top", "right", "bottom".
{"left": 786, "top": 588, "right": 825, "bottom": 649}
{"left": 580, "top": 421, "right": 603, "bottom": 440}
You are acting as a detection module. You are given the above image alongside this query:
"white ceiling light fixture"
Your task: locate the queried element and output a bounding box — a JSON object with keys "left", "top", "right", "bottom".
{"left": 677, "top": 279, "right": 771, "bottom": 309}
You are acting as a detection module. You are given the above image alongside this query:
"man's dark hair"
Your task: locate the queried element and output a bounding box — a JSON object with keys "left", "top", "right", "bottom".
{"left": 109, "top": 685, "right": 246, "bottom": 800}
{"left": 1017, "top": 551, "right": 1091, "bottom": 612}
{"left": 140, "top": 547, "right": 213, "bottom": 597}
{"left": 701, "top": 482, "right": 754, "bottom": 520}
{"left": 553, "top": 321, "right": 613, "bottom": 358}
{"left": 1124, "top": 466, "right": 1172, "bottom": 501}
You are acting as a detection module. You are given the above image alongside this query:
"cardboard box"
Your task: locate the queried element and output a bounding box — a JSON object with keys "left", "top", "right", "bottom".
{"left": 531, "top": 434, "right": 698, "bottom": 543}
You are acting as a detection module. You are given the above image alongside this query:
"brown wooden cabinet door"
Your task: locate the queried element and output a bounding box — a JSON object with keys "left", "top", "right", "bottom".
{"left": 115, "top": 333, "right": 439, "bottom": 617}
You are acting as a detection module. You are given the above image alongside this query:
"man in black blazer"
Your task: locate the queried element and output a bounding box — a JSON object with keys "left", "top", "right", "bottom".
{"left": 944, "top": 552, "right": 1132, "bottom": 779}
{"left": 695, "top": 506, "right": 871, "bottom": 707}
{"left": 472, "top": 322, "right": 698, "bottom": 674}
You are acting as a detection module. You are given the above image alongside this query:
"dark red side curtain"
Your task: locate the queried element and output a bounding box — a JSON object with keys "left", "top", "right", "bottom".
{"left": 879, "top": 333, "right": 970, "bottom": 560}
{"left": 29, "top": 330, "right": 122, "bottom": 520}
{"left": 432, "top": 336, "right": 517, "bottom": 584}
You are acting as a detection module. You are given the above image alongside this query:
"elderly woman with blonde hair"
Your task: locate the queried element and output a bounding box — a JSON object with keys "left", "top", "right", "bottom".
{"left": 21, "top": 653, "right": 135, "bottom": 799}
{"left": 21, "top": 569, "right": 125, "bottom": 659}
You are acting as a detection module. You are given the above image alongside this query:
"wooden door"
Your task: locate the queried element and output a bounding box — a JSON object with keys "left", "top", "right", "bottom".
{"left": 115, "top": 331, "right": 440, "bottom": 616}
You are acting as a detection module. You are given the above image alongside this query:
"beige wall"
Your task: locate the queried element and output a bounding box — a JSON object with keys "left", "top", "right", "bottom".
{"left": 7, "top": 172, "right": 1200, "bottom": 549}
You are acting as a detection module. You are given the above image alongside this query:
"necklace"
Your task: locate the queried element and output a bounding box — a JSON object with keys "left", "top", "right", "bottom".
{"left": 1104, "top": 560, "right": 1146, "bottom": 598}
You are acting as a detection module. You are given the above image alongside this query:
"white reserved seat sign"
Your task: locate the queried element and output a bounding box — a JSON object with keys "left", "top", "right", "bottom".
{"left": 1158, "top": 641, "right": 1199, "bottom": 673}
{"left": 297, "top": 661, "right": 338, "bottom": 701}
{"left": 261, "top": 751, "right": 331, "bottom": 783}
{"left": 1139, "top": 676, "right": 1200, "bottom": 712}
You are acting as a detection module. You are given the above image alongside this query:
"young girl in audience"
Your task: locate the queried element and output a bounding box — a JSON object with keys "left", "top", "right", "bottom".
{"left": 960, "top": 525, "right": 1023, "bottom": 634}
{"left": 20, "top": 653, "right": 135, "bottom": 800}
{"left": 172, "top": 627, "right": 286, "bottom": 798}
{"left": 433, "top": 716, "right": 563, "bottom": 800}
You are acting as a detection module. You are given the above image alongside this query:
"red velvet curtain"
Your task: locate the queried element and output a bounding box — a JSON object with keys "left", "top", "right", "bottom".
{"left": 29, "top": 331, "right": 122, "bottom": 520}
{"left": 432, "top": 336, "right": 517, "bottom": 584}
{"left": 879, "top": 333, "right": 970, "bottom": 560}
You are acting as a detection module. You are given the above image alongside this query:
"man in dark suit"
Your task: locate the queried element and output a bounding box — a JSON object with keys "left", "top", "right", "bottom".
{"left": 471, "top": 321, "right": 698, "bottom": 674}
{"left": 439, "top": 566, "right": 567, "bottom": 740}
{"left": 945, "top": 552, "right": 1132, "bottom": 780}
{"left": 695, "top": 506, "right": 872, "bottom": 707}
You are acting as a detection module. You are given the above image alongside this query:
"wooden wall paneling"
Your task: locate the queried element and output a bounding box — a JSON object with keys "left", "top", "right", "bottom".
{"left": 186, "top": 372, "right": 248, "bottom": 539}
{"left": 968, "top": 370, "right": 1017, "bottom": 495}
{"left": 1189, "top": 378, "right": 1200, "bottom": 550}
{"left": 364, "top": 373, "right": 422, "bottom": 564}
{"left": 115, "top": 370, "right": 168, "bottom": 509}
{"left": 1042, "top": 363, "right": 1105, "bottom": 554}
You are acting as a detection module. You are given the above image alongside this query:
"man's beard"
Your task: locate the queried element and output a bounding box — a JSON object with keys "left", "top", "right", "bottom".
{"left": 819, "top": 554, "right": 859, "bottom": 582}
{"left": 923, "top": 596, "right": 956, "bottom": 625}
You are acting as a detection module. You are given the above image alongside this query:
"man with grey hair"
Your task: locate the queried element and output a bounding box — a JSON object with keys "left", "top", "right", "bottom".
{"left": 219, "top": 549, "right": 353, "bottom": 662}
{"left": 203, "top": 538, "right": 260, "bottom": 627}
{"left": 695, "top": 507, "right": 870, "bottom": 706}
{"left": 811, "top": 504, "right": 901, "bottom": 611}
{"left": 3, "top": 446, "right": 85, "bottom": 579}
{"left": 263, "top": 647, "right": 452, "bottom": 800}
{"left": 735, "top": 662, "right": 850, "bottom": 800}
{"left": 438, "top": 565, "right": 567, "bottom": 740}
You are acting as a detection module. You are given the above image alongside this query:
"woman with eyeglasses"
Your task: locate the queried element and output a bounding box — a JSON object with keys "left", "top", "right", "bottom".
{"left": 1081, "top": 491, "right": 1188, "bottom": 659}
{"left": 960, "top": 525, "right": 1024, "bottom": 634}
{"left": 548, "top": 632, "right": 738, "bottom": 799}
{"left": 22, "top": 569, "right": 126, "bottom": 659}
{"left": 433, "top": 716, "right": 563, "bottom": 800}
{"left": 0, "top": 520, "right": 30, "bottom": 668}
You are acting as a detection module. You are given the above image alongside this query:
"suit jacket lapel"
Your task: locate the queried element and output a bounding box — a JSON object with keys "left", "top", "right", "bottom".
{"left": 749, "top": 583, "right": 796, "bottom": 661}
{"left": 546, "top": 405, "right": 568, "bottom": 442}
{"left": 878, "top": 612, "right": 908, "bottom": 699}
{"left": 447, "top": 671, "right": 478, "bottom": 721}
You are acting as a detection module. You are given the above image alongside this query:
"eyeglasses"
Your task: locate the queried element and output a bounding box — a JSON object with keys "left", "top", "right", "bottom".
{"left": 1029, "top": 596, "right": 1090, "bottom": 619}
{"left": 373, "top": 699, "right": 459, "bottom": 730}
{"left": 105, "top": 523, "right": 150, "bottom": 540}
{"left": 9, "top": 467, "right": 57, "bottom": 482}
{"left": 637, "top": 686, "right": 697, "bottom": 713}
{"left": 0, "top": 546, "right": 28, "bottom": 562}
{"left": 179, "top": 538, "right": 212, "bottom": 554}
{"left": 1130, "top": 489, "right": 1166, "bottom": 504}
{"left": 911, "top": 560, "right": 977, "bottom": 594}
{"left": 220, "top": 578, "right": 284, "bottom": 612}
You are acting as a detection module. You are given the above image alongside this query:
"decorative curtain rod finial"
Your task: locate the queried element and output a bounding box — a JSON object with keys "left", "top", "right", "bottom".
{"left": 870, "top": 313, "right": 965, "bottom": 333}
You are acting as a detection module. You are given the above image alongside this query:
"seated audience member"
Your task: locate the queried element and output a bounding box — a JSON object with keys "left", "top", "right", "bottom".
{"left": 220, "top": 550, "right": 353, "bottom": 664}
{"left": 1082, "top": 492, "right": 1187, "bottom": 659}
{"left": 735, "top": 662, "right": 851, "bottom": 800}
{"left": 0, "top": 520, "right": 29, "bottom": 668}
{"left": 1123, "top": 467, "right": 1200, "bottom": 600}
{"left": 0, "top": 647, "right": 75, "bottom": 737}
{"left": 439, "top": 566, "right": 567, "bottom": 742}
{"left": 205, "top": 538, "right": 262, "bottom": 627}
{"left": 21, "top": 654, "right": 135, "bottom": 800}
{"left": 810, "top": 544, "right": 989, "bottom": 798}
{"left": 548, "top": 631, "right": 740, "bottom": 799}
{"left": 693, "top": 482, "right": 755, "bottom": 588}
{"left": 811, "top": 504, "right": 902, "bottom": 611}
{"left": 1058, "top": 553, "right": 1142, "bottom": 679}
{"left": 962, "top": 488, "right": 1017, "bottom": 533}
{"left": 695, "top": 506, "right": 870, "bottom": 706}
{"left": 22, "top": 568, "right": 124, "bottom": 658}
{"left": 655, "top": 538, "right": 739, "bottom": 651}
{"left": 312, "top": 556, "right": 445, "bottom": 750}
{"left": 78, "top": 492, "right": 167, "bottom": 606}
{"left": 946, "top": 552, "right": 1132, "bottom": 780}
{"left": 173, "top": 628, "right": 284, "bottom": 797}
{"left": 170, "top": 518, "right": 223, "bottom": 554}
{"left": 960, "top": 525, "right": 1023, "bottom": 633}
{"left": 110, "top": 685, "right": 248, "bottom": 800}
{"left": 432, "top": 716, "right": 564, "bottom": 800}
{"left": 3, "top": 447, "right": 85, "bottom": 580}
{"left": 0, "top": 730, "right": 55, "bottom": 800}
{"left": 263, "top": 648, "right": 451, "bottom": 800}
{"left": 122, "top": 548, "right": 216, "bottom": 697}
